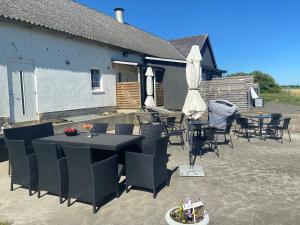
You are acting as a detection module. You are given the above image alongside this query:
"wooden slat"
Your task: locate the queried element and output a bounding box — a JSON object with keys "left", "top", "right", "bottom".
{"left": 116, "top": 82, "right": 141, "bottom": 109}
{"left": 156, "top": 83, "right": 164, "bottom": 106}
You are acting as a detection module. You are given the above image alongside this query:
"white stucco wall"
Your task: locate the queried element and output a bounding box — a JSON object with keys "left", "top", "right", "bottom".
{"left": 0, "top": 20, "right": 142, "bottom": 118}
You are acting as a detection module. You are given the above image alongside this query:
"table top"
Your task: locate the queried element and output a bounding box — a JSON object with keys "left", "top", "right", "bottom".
{"left": 249, "top": 114, "right": 272, "bottom": 119}
{"left": 36, "top": 133, "right": 144, "bottom": 151}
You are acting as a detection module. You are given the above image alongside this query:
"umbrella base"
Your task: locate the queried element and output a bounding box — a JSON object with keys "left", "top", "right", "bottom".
{"left": 179, "top": 164, "right": 204, "bottom": 177}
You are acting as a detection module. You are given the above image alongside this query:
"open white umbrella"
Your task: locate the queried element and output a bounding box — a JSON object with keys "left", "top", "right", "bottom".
{"left": 182, "top": 45, "right": 206, "bottom": 119}
{"left": 144, "top": 67, "right": 155, "bottom": 107}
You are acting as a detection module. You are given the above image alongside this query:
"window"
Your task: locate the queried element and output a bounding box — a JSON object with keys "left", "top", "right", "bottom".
{"left": 91, "top": 69, "right": 103, "bottom": 91}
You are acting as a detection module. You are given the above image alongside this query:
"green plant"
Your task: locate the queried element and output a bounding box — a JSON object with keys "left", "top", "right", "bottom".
{"left": 0, "top": 220, "right": 13, "bottom": 225}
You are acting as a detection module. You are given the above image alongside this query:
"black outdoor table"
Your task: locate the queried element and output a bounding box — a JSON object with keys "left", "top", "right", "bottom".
{"left": 36, "top": 133, "right": 144, "bottom": 151}
{"left": 248, "top": 114, "right": 271, "bottom": 139}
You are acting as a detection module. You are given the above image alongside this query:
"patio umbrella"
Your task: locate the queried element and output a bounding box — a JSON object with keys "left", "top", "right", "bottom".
{"left": 182, "top": 45, "right": 206, "bottom": 119}
{"left": 144, "top": 66, "right": 155, "bottom": 107}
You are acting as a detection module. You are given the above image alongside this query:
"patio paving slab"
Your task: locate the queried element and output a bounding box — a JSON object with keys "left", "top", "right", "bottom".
{"left": 0, "top": 133, "right": 300, "bottom": 225}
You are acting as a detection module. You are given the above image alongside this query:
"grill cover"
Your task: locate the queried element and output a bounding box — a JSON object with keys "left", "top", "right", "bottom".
{"left": 208, "top": 100, "right": 238, "bottom": 130}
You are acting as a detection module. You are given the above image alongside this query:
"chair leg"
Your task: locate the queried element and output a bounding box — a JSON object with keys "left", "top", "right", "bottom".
{"left": 180, "top": 135, "right": 185, "bottom": 150}
{"left": 153, "top": 189, "right": 157, "bottom": 199}
{"left": 126, "top": 183, "right": 129, "bottom": 193}
{"left": 229, "top": 134, "right": 233, "bottom": 149}
{"left": 287, "top": 129, "right": 291, "bottom": 142}
{"left": 37, "top": 190, "right": 41, "bottom": 198}
{"left": 29, "top": 189, "right": 32, "bottom": 196}
{"left": 93, "top": 203, "right": 97, "bottom": 214}
{"left": 67, "top": 197, "right": 71, "bottom": 207}
{"left": 116, "top": 184, "right": 120, "bottom": 198}
{"left": 10, "top": 180, "right": 13, "bottom": 191}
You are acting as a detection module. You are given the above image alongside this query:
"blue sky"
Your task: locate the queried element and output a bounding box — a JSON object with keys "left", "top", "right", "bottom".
{"left": 77, "top": 0, "right": 300, "bottom": 85}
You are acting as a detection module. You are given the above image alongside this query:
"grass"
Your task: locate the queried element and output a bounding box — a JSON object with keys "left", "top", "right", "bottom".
{"left": 0, "top": 220, "right": 13, "bottom": 225}
{"left": 262, "top": 92, "right": 300, "bottom": 106}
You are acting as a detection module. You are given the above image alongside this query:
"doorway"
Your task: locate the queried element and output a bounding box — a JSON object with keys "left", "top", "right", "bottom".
{"left": 7, "top": 62, "right": 37, "bottom": 123}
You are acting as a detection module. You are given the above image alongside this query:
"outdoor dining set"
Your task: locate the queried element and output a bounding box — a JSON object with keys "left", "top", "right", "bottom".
{"left": 3, "top": 122, "right": 170, "bottom": 213}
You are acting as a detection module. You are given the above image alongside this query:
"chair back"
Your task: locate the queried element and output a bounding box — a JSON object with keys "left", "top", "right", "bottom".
{"left": 153, "top": 136, "right": 169, "bottom": 162}
{"left": 90, "top": 123, "right": 108, "bottom": 134}
{"left": 270, "top": 113, "right": 282, "bottom": 126}
{"left": 235, "top": 113, "right": 241, "bottom": 125}
{"left": 115, "top": 123, "right": 134, "bottom": 135}
{"left": 283, "top": 118, "right": 291, "bottom": 129}
{"left": 140, "top": 124, "right": 164, "bottom": 155}
{"left": 204, "top": 127, "right": 217, "bottom": 141}
{"left": 63, "top": 145, "right": 93, "bottom": 202}
{"left": 32, "top": 141, "right": 60, "bottom": 193}
{"left": 5, "top": 139, "right": 28, "bottom": 185}
{"left": 239, "top": 117, "right": 250, "bottom": 128}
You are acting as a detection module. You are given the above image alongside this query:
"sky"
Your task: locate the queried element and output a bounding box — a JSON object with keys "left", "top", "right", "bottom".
{"left": 77, "top": 0, "right": 300, "bottom": 85}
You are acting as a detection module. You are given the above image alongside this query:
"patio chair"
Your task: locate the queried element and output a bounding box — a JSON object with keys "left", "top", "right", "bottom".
{"left": 125, "top": 135, "right": 170, "bottom": 198}
{"left": 32, "top": 141, "right": 68, "bottom": 204}
{"left": 203, "top": 127, "right": 219, "bottom": 156}
{"left": 266, "top": 113, "right": 282, "bottom": 128}
{"left": 264, "top": 114, "right": 282, "bottom": 140}
{"left": 163, "top": 114, "right": 185, "bottom": 149}
{"left": 233, "top": 113, "right": 241, "bottom": 134}
{"left": 63, "top": 145, "right": 119, "bottom": 213}
{"left": 136, "top": 115, "right": 152, "bottom": 134}
{"left": 90, "top": 123, "right": 108, "bottom": 134}
{"left": 266, "top": 118, "right": 291, "bottom": 143}
{"left": 215, "top": 115, "right": 235, "bottom": 148}
{"left": 5, "top": 139, "right": 38, "bottom": 196}
{"left": 238, "top": 117, "right": 258, "bottom": 141}
{"left": 115, "top": 123, "right": 134, "bottom": 135}
{"left": 140, "top": 124, "right": 164, "bottom": 154}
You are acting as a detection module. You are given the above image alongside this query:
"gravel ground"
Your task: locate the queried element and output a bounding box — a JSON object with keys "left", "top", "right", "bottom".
{"left": 1, "top": 132, "right": 300, "bottom": 225}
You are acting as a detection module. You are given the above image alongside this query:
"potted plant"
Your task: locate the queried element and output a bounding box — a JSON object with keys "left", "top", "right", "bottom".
{"left": 165, "top": 198, "right": 209, "bottom": 225}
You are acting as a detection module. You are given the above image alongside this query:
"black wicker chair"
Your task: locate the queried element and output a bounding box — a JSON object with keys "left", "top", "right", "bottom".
{"left": 238, "top": 117, "right": 258, "bottom": 141}
{"left": 163, "top": 114, "right": 185, "bottom": 149}
{"left": 216, "top": 115, "right": 235, "bottom": 148}
{"left": 90, "top": 123, "right": 108, "bottom": 134}
{"left": 63, "top": 145, "right": 119, "bottom": 213}
{"left": 266, "top": 118, "right": 291, "bottom": 143}
{"left": 264, "top": 114, "right": 282, "bottom": 140}
{"left": 139, "top": 124, "right": 164, "bottom": 155}
{"left": 125, "top": 135, "right": 170, "bottom": 198}
{"left": 32, "top": 141, "right": 68, "bottom": 203}
{"left": 5, "top": 139, "right": 38, "bottom": 196}
{"left": 203, "top": 127, "right": 219, "bottom": 156}
{"left": 115, "top": 123, "right": 134, "bottom": 135}
{"left": 136, "top": 115, "right": 152, "bottom": 134}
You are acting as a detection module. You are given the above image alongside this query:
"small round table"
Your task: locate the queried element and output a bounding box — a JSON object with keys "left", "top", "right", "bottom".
{"left": 249, "top": 114, "right": 272, "bottom": 139}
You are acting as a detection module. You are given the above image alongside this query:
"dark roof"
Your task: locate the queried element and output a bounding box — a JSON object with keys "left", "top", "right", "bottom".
{"left": 0, "top": 0, "right": 184, "bottom": 60}
{"left": 170, "top": 35, "right": 208, "bottom": 57}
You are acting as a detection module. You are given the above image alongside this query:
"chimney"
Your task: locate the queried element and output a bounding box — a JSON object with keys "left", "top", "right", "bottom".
{"left": 114, "top": 8, "right": 124, "bottom": 23}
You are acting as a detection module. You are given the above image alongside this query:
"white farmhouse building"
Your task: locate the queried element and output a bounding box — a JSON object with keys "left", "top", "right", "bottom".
{"left": 0, "top": 0, "right": 186, "bottom": 123}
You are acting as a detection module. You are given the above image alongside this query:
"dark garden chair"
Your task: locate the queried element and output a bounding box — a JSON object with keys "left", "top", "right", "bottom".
{"left": 163, "top": 114, "right": 185, "bottom": 149}
{"left": 202, "top": 127, "right": 219, "bottom": 156}
{"left": 115, "top": 123, "right": 134, "bottom": 135}
{"left": 63, "top": 145, "right": 119, "bottom": 213}
{"left": 32, "top": 141, "right": 68, "bottom": 203}
{"left": 266, "top": 113, "right": 282, "bottom": 128}
{"left": 139, "top": 124, "right": 164, "bottom": 155}
{"left": 125, "top": 135, "right": 170, "bottom": 198}
{"left": 136, "top": 115, "right": 153, "bottom": 134}
{"left": 215, "top": 115, "right": 235, "bottom": 148}
{"left": 233, "top": 113, "right": 241, "bottom": 134}
{"left": 238, "top": 117, "right": 259, "bottom": 141}
{"left": 5, "top": 139, "right": 38, "bottom": 196}
{"left": 264, "top": 114, "right": 282, "bottom": 140}
{"left": 90, "top": 123, "right": 108, "bottom": 134}
{"left": 266, "top": 118, "right": 292, "bottom": 143}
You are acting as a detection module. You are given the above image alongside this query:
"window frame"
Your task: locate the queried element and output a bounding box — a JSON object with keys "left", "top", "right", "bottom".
{"left": 90, "top": 68, "right": 103, "bottom": 92}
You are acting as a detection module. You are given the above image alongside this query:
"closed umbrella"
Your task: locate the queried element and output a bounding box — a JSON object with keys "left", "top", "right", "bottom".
{"left": 182, "top": 45, "right": 206, "bottom": 119}
{"left": 144, "top": 67, "right": 155, "bottom": 107}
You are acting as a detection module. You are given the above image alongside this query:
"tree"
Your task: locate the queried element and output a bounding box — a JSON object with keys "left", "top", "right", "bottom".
{"left": 227, "top": 71, "right": 281, "bottom": 93}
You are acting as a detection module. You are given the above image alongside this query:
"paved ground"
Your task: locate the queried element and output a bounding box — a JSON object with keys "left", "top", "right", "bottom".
{"left": 1, "top": 132, "right": 300, "bottom": 225}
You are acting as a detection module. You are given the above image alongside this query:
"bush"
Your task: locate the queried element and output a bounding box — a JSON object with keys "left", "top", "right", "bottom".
{"left": 227, "top": 71, "right": 281, "bottom": 93}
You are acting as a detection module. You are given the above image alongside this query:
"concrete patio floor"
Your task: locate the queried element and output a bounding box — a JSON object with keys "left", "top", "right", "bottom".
{"left": 0, "top": 132, "right": 300, "bottom": 225}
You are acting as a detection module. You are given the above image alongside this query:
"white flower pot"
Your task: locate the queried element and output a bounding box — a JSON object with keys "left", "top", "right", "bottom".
{"left": 165, "top": 207, "right": 209, "bottom": 225}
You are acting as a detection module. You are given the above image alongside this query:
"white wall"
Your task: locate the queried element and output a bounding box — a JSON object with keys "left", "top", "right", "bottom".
{"left": 0, "top": 20, "right": 143, "bottom": 118}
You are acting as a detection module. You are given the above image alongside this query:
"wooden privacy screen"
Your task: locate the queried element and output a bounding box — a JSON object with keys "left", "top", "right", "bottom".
{"left": 116, "top": 82, "right": 141, "bottom": 109}
{"left": 156, "top": 83, "right": 164, "bottom": 106}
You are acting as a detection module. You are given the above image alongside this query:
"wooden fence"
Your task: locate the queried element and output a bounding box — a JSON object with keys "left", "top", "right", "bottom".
{"left": 200, "top": 76, "right": 255, "bottom": 112}
{"left": 116, "top": 82, "right": 141, "bottom": 109}
{"left": 156, "top": 83, "right": 164, "bottom": 106}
